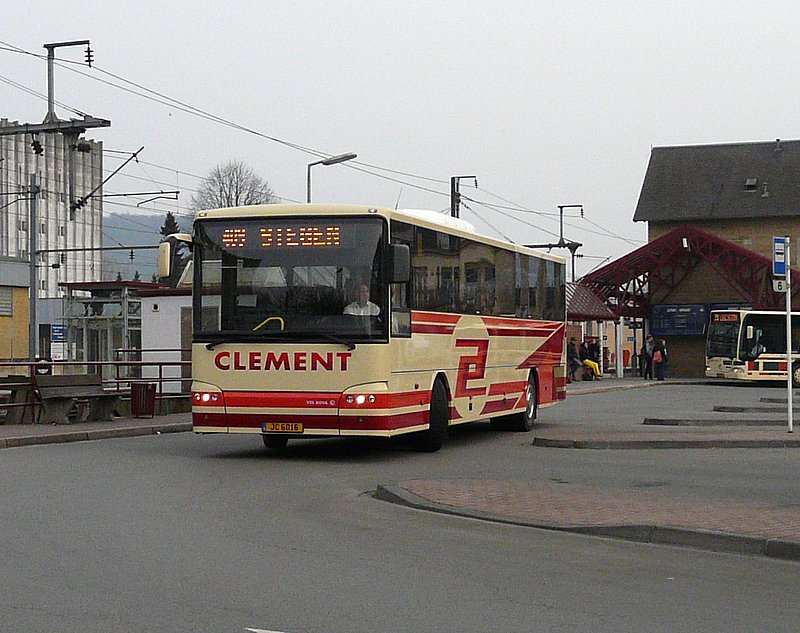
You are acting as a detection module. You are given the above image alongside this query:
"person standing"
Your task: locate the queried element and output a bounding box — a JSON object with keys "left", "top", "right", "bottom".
{"left": 567, "top": 337, "right": 581, "bottom": 382}
{"left": 641, "top": 334, "right": 655, "bottom": 380}
{"left": 653, "top": 338, "right": 668, "bottom": 381}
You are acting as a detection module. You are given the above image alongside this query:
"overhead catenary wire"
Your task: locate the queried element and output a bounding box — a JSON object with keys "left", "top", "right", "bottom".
{"left": 1, "top": 39, "right": 644, "bottom": 252}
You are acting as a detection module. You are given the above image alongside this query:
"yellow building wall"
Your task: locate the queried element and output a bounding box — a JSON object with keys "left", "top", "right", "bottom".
{"left": 0, "top": 288, "right": 29, "bottom": 361}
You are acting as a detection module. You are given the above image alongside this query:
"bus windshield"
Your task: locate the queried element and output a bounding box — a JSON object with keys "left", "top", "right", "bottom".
{"left": 193, "top": 216, "right": 387, "bottom": 342}
{"left": 706, "top": 312, "right": 741, "bottom": 358}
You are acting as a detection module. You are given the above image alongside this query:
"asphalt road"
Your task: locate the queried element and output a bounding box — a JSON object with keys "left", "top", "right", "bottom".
{"left": 1, "top": 383, "right": 799, "bottom": 632}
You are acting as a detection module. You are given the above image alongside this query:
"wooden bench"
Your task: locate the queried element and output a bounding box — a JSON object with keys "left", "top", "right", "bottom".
{"left": 35, "top": 374, "right": 119, "bottom": 425}
{"left": 0, "top": 375, "right": 35, "bottom": 424}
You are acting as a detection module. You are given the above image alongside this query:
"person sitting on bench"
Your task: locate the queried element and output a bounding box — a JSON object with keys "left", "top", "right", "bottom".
{"left": 579, "top": 340, "right": 602, "bottom": 379}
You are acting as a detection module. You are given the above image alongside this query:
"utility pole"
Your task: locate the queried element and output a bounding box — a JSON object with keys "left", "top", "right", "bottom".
{"left": 0, "top": 39, "right": 110, "bottom": 361}
{"left": 450, "top": 175, "right": 477, "bottom": 219}
{"left": 526, "top": 204, "right": 584, "bottom": 281}
{"left": 28, "top": 175, "right": 39, "bottom": 359}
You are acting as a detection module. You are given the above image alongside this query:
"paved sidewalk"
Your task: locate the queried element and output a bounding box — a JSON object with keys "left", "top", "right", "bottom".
{"left": 538, "top": 377, "right": 800, "bottom": 449}
{"left": 0, "top": 413, "right": 191, "bottom": 448}
{"left": 376, "top": 479, "right": 800, "bottom": 561}
{"left": 376, "top": 377, "right": 800, "bottom": 562}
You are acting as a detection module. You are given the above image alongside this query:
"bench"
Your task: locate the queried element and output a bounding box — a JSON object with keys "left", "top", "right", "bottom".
{"left": 35, "top": 374, "right": 119, "bottom": 425}
{"left": 0, "top": 375, "right": 36, "bottom": 424}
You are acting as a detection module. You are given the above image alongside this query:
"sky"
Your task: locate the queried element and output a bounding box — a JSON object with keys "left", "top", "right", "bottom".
{"left": 3, "top": 1, "right": 800, "bottom": 279}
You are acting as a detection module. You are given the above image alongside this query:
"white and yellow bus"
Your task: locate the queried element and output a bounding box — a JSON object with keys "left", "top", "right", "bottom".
{"left": 160, "top": 204, "right": 567, "bottom": 451}
{"left": 706, "top": 309, "right": 800, "bottom": 386}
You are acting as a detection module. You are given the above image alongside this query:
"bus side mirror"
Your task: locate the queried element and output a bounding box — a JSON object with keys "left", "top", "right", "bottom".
{"left": 388, "top": 243, "right": 410, "bottom": 284}
{"left": 157, "top": 233, "right": 192, "bottom": 279}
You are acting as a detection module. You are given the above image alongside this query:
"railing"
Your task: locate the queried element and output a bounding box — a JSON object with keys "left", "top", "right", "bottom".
{"left": 0, "top": 356, "right": 192, "bottom": 424}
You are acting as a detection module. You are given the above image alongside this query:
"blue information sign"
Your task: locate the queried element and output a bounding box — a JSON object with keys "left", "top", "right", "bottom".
{"left": 50, "top": 324, "right": 66, "bottom": 342}
{"left": 650, "top": 304, "right": 708, "bottom": 337}
{"left": 774, "top": 236, "right": 787, "bottom": 277}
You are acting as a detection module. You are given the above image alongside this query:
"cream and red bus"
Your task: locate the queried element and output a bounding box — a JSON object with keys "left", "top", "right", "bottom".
{"left": 160, "top": 204, "right": 566, "bottom": 451}
{"left": 706, "top": 309, "right": 800, "bottom": 386}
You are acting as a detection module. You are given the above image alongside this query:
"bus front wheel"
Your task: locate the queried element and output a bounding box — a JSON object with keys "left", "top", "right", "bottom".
{"left": 792, "top": 363, "right": 800, "bottom": 389}
{"left": 412, "top": 379, "right": 448, "bottom": 452}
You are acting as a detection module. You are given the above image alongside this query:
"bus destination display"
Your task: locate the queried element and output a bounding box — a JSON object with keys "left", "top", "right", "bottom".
{"left": 221, "top": 225, "right": 342, "bottom": 249}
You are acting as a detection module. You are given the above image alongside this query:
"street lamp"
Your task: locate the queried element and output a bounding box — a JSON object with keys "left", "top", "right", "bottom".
{"left": 306, "top": 152, "right": 357, "bottom": 203}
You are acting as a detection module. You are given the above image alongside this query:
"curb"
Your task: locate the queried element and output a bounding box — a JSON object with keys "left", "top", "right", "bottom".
{"left": 643, "top": 417, "right": 787, "bottom": 427}
{"left": 531, "top": 437, "right": 800, "bottom": 449}
{"left": 0, "top": 422, "right": 192, "bottom": 449}
{"left": 374, "top": 484, "right": 800, "bottom": 562}
{"left": 567, "top": 379, "right": 700, "bottom": 396}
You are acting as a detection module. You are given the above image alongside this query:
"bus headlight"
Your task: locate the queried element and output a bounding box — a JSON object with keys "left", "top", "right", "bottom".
{"left": 193, "top": 391, "right": 222, "bottom": 404}
{"left": 345, "top": 394, "right": 377, "bottom": 406}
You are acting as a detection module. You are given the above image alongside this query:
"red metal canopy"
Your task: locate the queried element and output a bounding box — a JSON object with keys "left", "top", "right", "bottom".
{"left": 579, "top": 226, "right": 798, "bottom": 318}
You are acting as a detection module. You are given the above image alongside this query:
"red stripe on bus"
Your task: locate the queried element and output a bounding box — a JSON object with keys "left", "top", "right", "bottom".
{"left": 196, "top": 412, "right": 339, "bottom": 428}
{"left": 480, "top": 399, "right": 519, "bottom": 415}
{"left": 412, "top": 311, "right": 462, "bottom": 324}
{"left": 195, "top": 411, "right": 429, "bottom": 432}
{"left": 340, "top": 391, "right": 430, "bottom": 410}
{"left": 481, "top": 316, "right": 562, "bottom": 328}
{"left": 225, "top": 392, "right": 340, "bottom": 408}
{"left": 216, "top": 390, "right": 431, "bottom": 411}
{"left": 484, "top": 328, "right": 557, "bottom": 337}
{"left": 411, "top": 324, "right": 457, "bottom": 335}
{"left": 344, "top": 410, "right": 429, "bottom": 431}
{"left": 487, "top": 380, "right": 527, "bottom": 396}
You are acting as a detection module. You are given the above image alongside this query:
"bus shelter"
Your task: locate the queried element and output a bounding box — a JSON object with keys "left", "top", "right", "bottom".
{"left": 60, "top": 281, "right": 161, "bottom": 378}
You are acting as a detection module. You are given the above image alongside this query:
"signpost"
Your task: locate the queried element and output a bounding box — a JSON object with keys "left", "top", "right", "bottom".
{"left": 774, "top": 236, "right": 793, "bottom": 433}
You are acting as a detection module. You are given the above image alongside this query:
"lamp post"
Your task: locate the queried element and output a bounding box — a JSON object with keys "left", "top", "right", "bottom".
{"left": 306, "top": 152, "right": 357, "bottom": 203}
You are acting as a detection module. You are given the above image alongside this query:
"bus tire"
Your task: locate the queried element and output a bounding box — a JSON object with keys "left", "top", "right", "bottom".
{"left": 792, "top": 363, "right": 800, "bottom": 389}
{"left": 262, "top": 435, "right": 289, "bottom": 450}
{"left": 507, "top": 373, "right": 538, "bottom": 432}
{"left": 412, "top": 379, "right": 448, "bottom": 452}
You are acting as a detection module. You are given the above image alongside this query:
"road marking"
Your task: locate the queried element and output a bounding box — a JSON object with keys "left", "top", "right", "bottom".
{"left": 245, "top": 628, "right": 287, "bottom": 633}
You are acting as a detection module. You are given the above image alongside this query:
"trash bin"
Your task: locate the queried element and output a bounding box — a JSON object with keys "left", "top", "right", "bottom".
{"left": 34, "top": 357, "right": 52, "bottom": 376}
{"left": 131, "top": 382, "right": 156, "bottom": 418}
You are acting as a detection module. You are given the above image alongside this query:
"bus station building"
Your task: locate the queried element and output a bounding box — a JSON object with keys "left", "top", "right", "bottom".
{"left": 579, "top": 138, "right": 800, "bottom": 377}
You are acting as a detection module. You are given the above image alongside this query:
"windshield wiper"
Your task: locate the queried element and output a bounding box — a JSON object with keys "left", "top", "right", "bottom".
{"left": 320, "top": 333, "right": 356, "bottom": 351}
{"left": 203, "top": 336, "right": 228, "bottom": 350}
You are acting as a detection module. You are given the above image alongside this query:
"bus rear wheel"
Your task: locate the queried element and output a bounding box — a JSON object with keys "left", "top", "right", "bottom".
{"left": 262, "top": 435, "right": 289, "bottom": 450}
{"left": 412, "top": 379, "right": 448, "bottom": 452}
{"left": 792, "top": 363, "right": 800, "bottom": 389}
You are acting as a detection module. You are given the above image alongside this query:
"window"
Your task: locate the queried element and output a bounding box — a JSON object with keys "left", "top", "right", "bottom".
{"left": 395, "top": 219, "right": 565, "bottom": 319}
{"left": 0, "top": 287, "right": 12, "bottom": 316}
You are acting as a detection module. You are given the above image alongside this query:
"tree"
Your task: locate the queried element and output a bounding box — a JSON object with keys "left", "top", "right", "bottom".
{"left": 158, "top": 210, "right": 188, "bottom": 288}
{"left": 159, "top": 210, "right": 182, "bottom": 238}
{"left": 190, "top": 160, "right": 277, "bottom": 211}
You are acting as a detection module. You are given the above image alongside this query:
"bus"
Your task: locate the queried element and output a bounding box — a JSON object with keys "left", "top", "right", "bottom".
{"left": 159, "top": 204, "right": 567, "bottom": 451}
{"left": 706, "top": 309, "right": 800, "bottom": 386}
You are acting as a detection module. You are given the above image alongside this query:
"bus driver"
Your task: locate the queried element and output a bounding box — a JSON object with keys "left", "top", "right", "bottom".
{"left": 344, "top": 283, "right": 380, "bottom": 316}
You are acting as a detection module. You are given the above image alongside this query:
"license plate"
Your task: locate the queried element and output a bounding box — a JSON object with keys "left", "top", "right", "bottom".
{"left": 717, "top": 373, "right": 725, "bottom": 378}
{"left": 262, "top": 422, "right": 303, "bottom": 433}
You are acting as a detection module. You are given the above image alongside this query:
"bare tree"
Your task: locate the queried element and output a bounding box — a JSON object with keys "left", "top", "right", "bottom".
{"left": 190, "top": 160, "right": 277, "bottom": 211}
